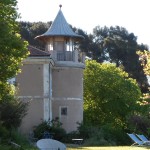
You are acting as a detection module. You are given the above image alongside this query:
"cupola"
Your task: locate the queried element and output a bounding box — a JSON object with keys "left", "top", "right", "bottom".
{"left": 35, "top": 5, "right": 85, "bottom": 65}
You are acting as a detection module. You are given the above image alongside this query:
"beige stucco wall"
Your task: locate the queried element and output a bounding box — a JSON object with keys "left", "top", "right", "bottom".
{"left": 52, "top": 100, "right": 83, "bottom": 133}
{"left": 52, "top": 67, "right": 83, "bottom": 132}
{"left": 16, "top": 64, "right": 44, "bottom": 134}
{"left": 52, "top": 68, "right": 83, "bottom": 98}
{"left": 19, "top": 98, "right": 44, "bottom": 134}
{"left": 16, "top": 64, "right": 43, "bottom": 96}
{"left": 16, "top": 63, "right": 84, "bottom": 134}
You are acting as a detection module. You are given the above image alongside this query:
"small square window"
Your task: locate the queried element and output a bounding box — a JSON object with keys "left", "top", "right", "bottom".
{"left": 61, "top": 107, "right": 67, "bottom": 116}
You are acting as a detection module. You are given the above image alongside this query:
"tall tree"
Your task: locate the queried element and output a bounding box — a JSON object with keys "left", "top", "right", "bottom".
{"left": 90, "top": 26, "right": 149, "bottom": 92}
{"left": 84, "top": 60, "right": 142, "bottom": 128}
{"left": 137, "top": 50, "right": 150, "bottom": 76}
{"left": 74, "top": 28, "right": 104, "bottom": 62}
{"left": 19, "top": 21, "right": 52, "bottom": 50}
{"left": 0, "top": 0, "right": 29, "bottom": 130}
{"left": 0, "top": 0, "right": 28, "bottom": 84}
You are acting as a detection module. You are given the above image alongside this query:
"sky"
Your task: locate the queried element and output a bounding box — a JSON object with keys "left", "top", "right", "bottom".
{"left": 17, "top": 0, "right": 150, "bottom": 47}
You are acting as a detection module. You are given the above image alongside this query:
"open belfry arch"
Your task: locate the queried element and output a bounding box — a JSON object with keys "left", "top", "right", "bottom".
{"left": 17, "top": 5, "right": 85, "bottom": 134}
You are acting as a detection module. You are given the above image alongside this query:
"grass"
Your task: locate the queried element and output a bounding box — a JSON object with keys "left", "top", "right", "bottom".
{"left": 67, "top": 147, "right": 150, "bottom": 150}
{"left": 1, "top": 142, "right": 150, "bottom": 150}
{"left": 1, "top": 144, "right": 150, "bottom": 150}
{"left": 66, "top": 144, "right": 150, "bottom": 150}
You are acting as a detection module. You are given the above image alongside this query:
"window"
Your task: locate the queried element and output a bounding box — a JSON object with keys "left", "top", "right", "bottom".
{"left": 48, "top": 41, "right": 53, "bottom": 51}
{"left": 61, "top": 107, "right": 67, "bottom": 116}
{"left": 54, "top": 41, "right": 64, "bottom": 51}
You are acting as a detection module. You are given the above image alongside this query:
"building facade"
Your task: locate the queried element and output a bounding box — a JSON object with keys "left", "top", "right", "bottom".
{"left": 17, "top": 6, "right": 85, "bottom": 134}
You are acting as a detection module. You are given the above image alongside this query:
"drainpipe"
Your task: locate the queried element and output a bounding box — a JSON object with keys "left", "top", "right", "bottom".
{"left": 49, "top": 57, "right": 54, "bottom": 122}
{"left": 49, "top": 63, "right": 52, "bottom": 122}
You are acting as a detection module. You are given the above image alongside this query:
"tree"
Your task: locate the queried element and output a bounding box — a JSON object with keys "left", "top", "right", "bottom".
{"left": 137, "top": 50, "right": 150, "bottom": 76}
{"left": 72, "top": 28, "right": 100, "bottom": 60}
{"left": 0, "top": 0, "right": 28, "bottom": 84}
{"left": 83, "top": 60, "right": 142, "bottom": 128}
{"left": 0, "top": 0, "right": 28, "bottom": 129}
{"left": 0, "top": 96, "right": 28, "bottom": 129}
{"left": 90, "top": 26, "right": 149, "bottom": 93}
{"left": 19, "top": 21, "right": 52, "bottom": 50}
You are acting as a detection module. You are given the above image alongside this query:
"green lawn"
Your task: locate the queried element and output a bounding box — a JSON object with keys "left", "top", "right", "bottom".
{"left": 67, "top": 146, "right": 150, "bottom": 150}
{"left": 67, "top": 144, "right": 150, "bottom": 150}
{"left": 1, "top": 144, "right": 150, "bottom": 150}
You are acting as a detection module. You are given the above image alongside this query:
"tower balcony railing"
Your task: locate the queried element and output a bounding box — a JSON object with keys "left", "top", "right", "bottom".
{"left": 50, "top": 50, "right": 85, "bottom": 63}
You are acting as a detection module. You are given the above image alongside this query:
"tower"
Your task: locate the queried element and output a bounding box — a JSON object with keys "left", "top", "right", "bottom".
{"left": 35, "top": 5, "right": 85, "bottom": 132}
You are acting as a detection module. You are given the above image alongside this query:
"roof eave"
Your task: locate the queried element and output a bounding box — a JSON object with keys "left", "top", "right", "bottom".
{"left": 35, "top": 34, "right": 84, "bottom": 42}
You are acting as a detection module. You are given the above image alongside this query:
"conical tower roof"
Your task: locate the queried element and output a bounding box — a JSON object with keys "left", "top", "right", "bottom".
{"left": 35, "top": 5, "right": 84, "bottom": 41}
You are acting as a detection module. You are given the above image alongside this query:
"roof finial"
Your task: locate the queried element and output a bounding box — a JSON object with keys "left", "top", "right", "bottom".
{"left": 59, "top": 4, "right": 62, "bottom": 9}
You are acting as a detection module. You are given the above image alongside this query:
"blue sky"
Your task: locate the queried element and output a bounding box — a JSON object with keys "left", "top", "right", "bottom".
{"left": 17, "top": 0, "right": 150, "bottom": 47}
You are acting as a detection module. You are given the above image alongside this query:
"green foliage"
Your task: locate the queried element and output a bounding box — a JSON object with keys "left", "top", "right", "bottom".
{"left": 76, "top": 122, "right": 130, "bottom": 146}
{"left": 10, "top": 129, "right": 29, "bottom": 145}
{"left": 100, "top": 124, "right": 130, "bottom": 145}
{"left": 33, "top": 118, "right": 66, "bottom": 141}
{"left": 0, "top": 82, "right": 15, "bottom": 101}
{"left": 93, "top": 26, "right": 149, "bottom": 92}
{"left": 137, "top": 50, "right": 150, "bottom": 76}
{"left": 77, "top": 123, "right": 110, "bottom": 146}
{"left": 0, "top": 0, "right": 29, "bottom": 83}
{"left": 76, "top": 122, "right": 90, "bottom": 139}
{"left": 0, "top": 97, "right": 28, "bottom": 129}
{"left": 19, "top": 21, "right": 51, "bottom": 50}
{"left": 0, "top": 0, "right": 29, "bottom": 142}
{"left": 61, "top": 131, "right": 79, "bottom": 143}
{"left": 33, "top": 121, "right": 50, "bottom": 139}
{"left": 127, "top": 115, "right": 150, "bottom": 137}
{"left": 0, "top": 124, "right": 9, "bottom": 142}
{"left": 84, "top": 60, "right": 142, "bottom": 129}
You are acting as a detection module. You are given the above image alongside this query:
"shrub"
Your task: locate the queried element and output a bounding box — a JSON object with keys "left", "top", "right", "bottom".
{"left": 76, "top": 122, "right": 129, "bottom": 146}
{"left": 100, "top": 124, "right": 129, "bottom": 145}
{"left": 79, "top": 125, "right": 116, "bottom": 146}
{"left": 33, "top": 121, "right": 50, "bottom": 140}
{"left": 10, "top": 129, "right": 29, "bottom": 145}
{"left": 127, "top": 115, "right": 150, "bottom": 137}
{"left": 62, "top": 131, "right": 79, "bottom": 143}
{"left": 0, "top": 98, "right": 28, "bottom": 130}
{"left": 0, "top": 124, "right": 9, "bottom": 143}
{"left": 33, "top": 118, "right": 66, "bottom": 141}
{"left": 76, "top": 122, "right": 90, "bottom": 139}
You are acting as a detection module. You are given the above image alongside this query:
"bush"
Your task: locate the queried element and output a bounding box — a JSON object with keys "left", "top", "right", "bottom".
{"left": 84, "top": 136, "right": 111, "bottom": 146}
{"left": 61, "top": 131, "right": 79, "bottom": 143}
{"left": 127, "top": 115, "right": 150, "bottom": 137}
{"left": 0, "top": 98, "right": 28, "bottom": 130}
{"left": 33, "top": 121, "right": 50, "bottom": 140}
{"left": 33, "top": 118, "right": 66, "bottom": 141}
{"left": 10, "top": 129, "right": 29, "bottom": 145}
{"left": 100, "top": 124, "right": 129, "bottom": 145}
{"left": 76, "top": 122, "right": 129, "bottom": 146}
{"left": 0, "top": 124, "right": 9, "bottom": 143}
{"left": 76, "top": 122, "right": 90, "bottom": 139}
{"left": 79, "top": 125, "right": 116, "bottom": 146}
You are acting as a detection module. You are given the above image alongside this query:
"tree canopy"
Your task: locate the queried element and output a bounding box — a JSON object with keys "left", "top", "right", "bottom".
{"left": 80, "top": 26, "right": 149, "bottom": 92}
{"left": 83, "top": 60, "right": 142, "bottom": 128}
{"left": 0, "top": 0, "right": 28, "bottom": 84}
{"left": 137, "top": 50, "right": 150, "bottom": 76}
{"left": 0, "top": 0, "right": 28, "bottom": 129}
{"left": 19, "top": 21, "right": 51, "bottom": 50}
